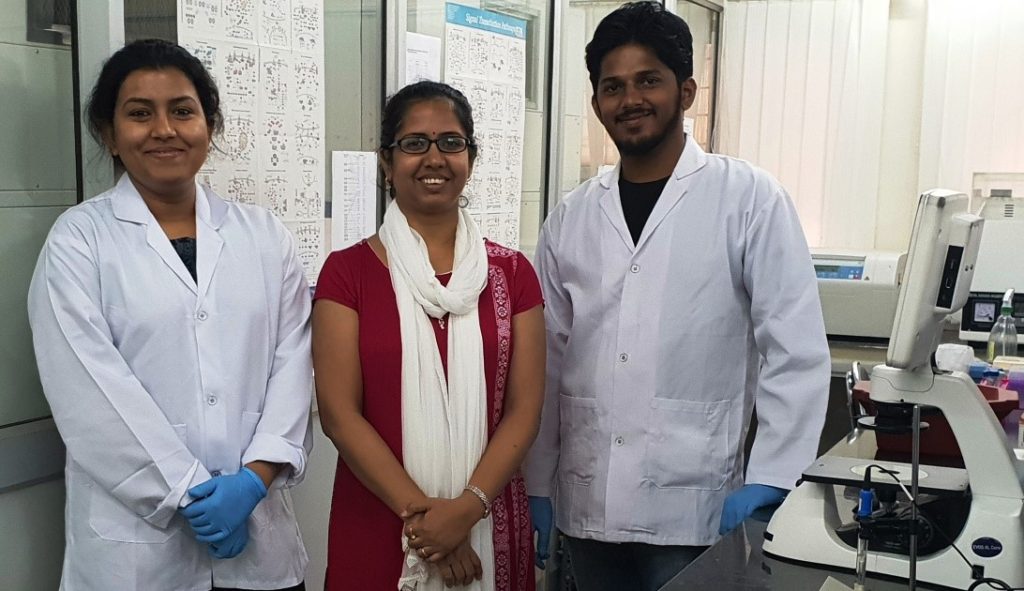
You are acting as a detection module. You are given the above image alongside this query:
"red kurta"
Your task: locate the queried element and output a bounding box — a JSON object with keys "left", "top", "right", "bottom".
{"left": 314, "top": 239, "right": 543, "bottom": 591}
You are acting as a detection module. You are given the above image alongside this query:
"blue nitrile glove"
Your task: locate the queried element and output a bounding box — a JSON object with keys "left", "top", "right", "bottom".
{"left": 529, "top": 496, "right": 553, "bottom": 569}
{"left": 718, "top": 484, "right": 787, "bottom": 535}
{"left": 209, "top": 518, "right": 249, "bottom": 559}
{"left": 180, "top": 467, "right": 267, "bottom": 543}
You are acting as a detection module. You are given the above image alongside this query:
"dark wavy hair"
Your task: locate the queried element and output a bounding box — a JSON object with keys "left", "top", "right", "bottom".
{"left": 86, "top": 39, "right": 223, "bottom": 165}
{"left": 585, "top": 1, "right": 694, "bottom": 91}
{"left": 379, "top": 80, "right": 478, "bottom": 165}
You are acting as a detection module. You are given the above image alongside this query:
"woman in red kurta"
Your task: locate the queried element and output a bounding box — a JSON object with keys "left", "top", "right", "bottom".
{"left": 312, "top": 80, "right": 544, "bottom": 591}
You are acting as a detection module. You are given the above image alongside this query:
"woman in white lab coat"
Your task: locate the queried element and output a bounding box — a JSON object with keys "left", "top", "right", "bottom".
{"left": 27, "top": 39, "right": 312, "bottom": 591}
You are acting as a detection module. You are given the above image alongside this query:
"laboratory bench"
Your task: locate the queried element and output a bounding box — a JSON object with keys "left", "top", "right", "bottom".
{"left": 827, "top": 327, "right": 980, "bottom": 378}
{"left": 659, "top": 519, "right": 916, "bottom": 591}
{"left": 828, "top": 340, "right": 889, "bottom": 377}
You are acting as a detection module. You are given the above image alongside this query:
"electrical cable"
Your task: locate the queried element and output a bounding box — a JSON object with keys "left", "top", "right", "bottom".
{"left": 967, "top": 579, "right": 1016, "bottom": 591}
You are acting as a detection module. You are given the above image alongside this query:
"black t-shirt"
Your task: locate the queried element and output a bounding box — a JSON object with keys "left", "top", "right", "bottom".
{"left": 619, "top": 175, "right": 670, "bottom": 245}
{"left": 170, "top": 237, "right": 197, "bottom": 282}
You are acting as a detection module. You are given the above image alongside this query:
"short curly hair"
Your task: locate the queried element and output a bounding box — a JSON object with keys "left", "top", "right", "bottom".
{"left": 585, "top": 1, "right": 694, "bottom": 91}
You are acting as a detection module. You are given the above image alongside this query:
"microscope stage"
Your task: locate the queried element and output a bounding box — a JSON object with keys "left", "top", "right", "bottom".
{"left": 801, "top": 456, "right": 969, "bottom": 497}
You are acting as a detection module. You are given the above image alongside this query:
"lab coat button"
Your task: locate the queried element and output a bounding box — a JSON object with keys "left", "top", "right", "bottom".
{"left": 211, "top": 470, "right": 222, "bottom": 477}
{"left": 196, "top": 310, "right": 208, "bottom": 321}
{"left": 206, "top": 394, "right": 218, "bottom": 406}
{"left": 618, "top": 353, "right": 629, "bottom": 363}
{"left": 630, "top": 264, "right": 640, "bottom": 273}
{"left": 615, "top": 436, "right": 624, "bottom": 446}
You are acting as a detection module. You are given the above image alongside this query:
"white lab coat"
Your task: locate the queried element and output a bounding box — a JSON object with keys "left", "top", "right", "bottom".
{"left": 28, "top": 175, "right": 313, "bottom": 591}
{"left": 524, "top": 140, "right": 830, "bottom": 546}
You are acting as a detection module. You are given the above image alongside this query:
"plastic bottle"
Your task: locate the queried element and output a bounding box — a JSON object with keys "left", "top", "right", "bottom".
{"left": 987, "top": 289, "right": 1019, "bottom": 362}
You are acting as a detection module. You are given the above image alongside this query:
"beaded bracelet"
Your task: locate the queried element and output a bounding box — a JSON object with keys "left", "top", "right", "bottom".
{"left": 464, "top": 484, "right": 491, "bottom": 518}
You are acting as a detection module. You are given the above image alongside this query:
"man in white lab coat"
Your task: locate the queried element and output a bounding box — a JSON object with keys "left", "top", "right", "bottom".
{"left": 525, "top": 3, "right": 831, "bottom": 590}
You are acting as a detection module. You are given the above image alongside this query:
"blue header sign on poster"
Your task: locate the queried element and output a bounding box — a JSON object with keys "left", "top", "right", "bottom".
{"left": 445, "top": 3, "right": 527, "bottom": 40}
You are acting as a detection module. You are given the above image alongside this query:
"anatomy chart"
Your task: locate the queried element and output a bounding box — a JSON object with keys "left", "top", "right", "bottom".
{"left": 179, "top": 0, "right": 326, "bottom": 284}
{"left": 444, "top": 3, "right": 527, "bottom": 249}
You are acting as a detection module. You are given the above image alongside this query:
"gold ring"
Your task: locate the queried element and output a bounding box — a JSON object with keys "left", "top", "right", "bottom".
{"left": 409, "top": 534, "right": 418, "bottom": 541}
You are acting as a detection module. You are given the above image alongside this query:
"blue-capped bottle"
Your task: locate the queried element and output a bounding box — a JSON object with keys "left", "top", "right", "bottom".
{"left": 987, "top": 289, "right": 1019, "bottom": 362}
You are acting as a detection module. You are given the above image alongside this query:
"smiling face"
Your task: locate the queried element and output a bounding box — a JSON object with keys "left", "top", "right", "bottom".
{"left": 106, "top": 67, "right": 211, "bottom": 202}
{"left": 591, "top": 43, "right": 695, "bottom": 157}
{"left": 381, "top": 98, "right": 473, "bottom": 217}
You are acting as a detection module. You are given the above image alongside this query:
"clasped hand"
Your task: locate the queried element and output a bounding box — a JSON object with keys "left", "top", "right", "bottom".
{"left": 433, "top": 539, "right": 483, "bottom": 588}
{"left": 401, "top": 494, "right": 483, "bottom": 564}
{"left": 180, "top": 467, "right": 268, "bottom": 558}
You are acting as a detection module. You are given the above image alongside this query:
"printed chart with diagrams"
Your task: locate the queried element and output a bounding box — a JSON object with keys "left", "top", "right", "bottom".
{"left": 444, "top": 3, "right": 527, "bottom": 249}
{"left": 178, "top": 0, "right": 326, "bottom": 284}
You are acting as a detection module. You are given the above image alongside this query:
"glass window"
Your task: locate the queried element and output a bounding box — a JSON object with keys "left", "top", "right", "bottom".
{"left": 553, "top": 0, "right": 630, "bottom": 200}
{"left": 324, "top": 0, "right": 384, "bottom": 239}
{"left": 406, "top": 0, "right": 552, "bottom": 254}
{"left": 25, "top": 0, "right": 74, "bottom": 44}
{"left": 550, "top": 0, "right": 719, "bottom": 206}
{"left": 124, "top": 0, "right": 175, "bottom": 41}
{"left": 675, "top": 1, "right": 718, "bottom": 151}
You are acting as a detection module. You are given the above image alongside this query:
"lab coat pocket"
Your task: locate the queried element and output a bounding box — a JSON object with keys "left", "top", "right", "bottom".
{"left": 645, "top": 398, "right": 730, "bottom": 491}
{"left": 251, "top": 486, "right": 295, "bottom": 531}
{"left": 88, "top": 425, "right": 187, "bottom": 543}
{"left": 250, "top": 490, "right": 273, "bottom": 528}
{"left": 558, "top": 394, "right": 599, "bottom": 485}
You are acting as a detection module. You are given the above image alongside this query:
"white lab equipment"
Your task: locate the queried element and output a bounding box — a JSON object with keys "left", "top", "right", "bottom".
{"left": 764, "top": 190, "right": 1024, "bottom": 589}
{"left": 959, "top": 183, "right": 1024, "bottom": 345}
{"left": 811, "top": 249, "right": 906, "bottom": 340}
{"left": 933, "top": 343, "right": 976, "bottom": 374}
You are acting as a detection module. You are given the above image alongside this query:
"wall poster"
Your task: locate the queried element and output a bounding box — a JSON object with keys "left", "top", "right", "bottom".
{"left": 444, "top": 3, "right": 527, "bottom": 249}
{"left": 178, "top": 0, "right": 326, "bottom": 285}
{"left": 331, "top": 151, "right": 378, "bottom": 252}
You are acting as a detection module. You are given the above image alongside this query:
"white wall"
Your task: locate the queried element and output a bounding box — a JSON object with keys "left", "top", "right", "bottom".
{"left": 916, "top": 0, "right": 1024, "bottom": 205}
{"left": 718, "top": 0, "right": 1024, "bottom": 251}
{"left": 290, "top": 413, "right": 337, "bottom": 591}
{"left": 717, "top": 0, "right": 892, "bottom": 249}
{"left": 874, "top": 0, "right": 926, "bottom": 251}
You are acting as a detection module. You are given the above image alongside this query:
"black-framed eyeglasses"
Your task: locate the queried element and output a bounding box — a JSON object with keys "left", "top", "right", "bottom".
{"left": 390, "top": 135, "right": 474, "bottom": 154}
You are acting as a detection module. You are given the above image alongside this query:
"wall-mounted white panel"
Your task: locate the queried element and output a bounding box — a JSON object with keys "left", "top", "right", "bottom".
{"left": 0, "top": 206, "right": 68, "bottom": 427}
{"left": 0, "top": 45, "right": 77, "bottom": 200}
{"left": 0, "top": 476, "right": 64, "bottom": 591}
{"left": 0, "top": 1, "right": 28, "bottom": 44}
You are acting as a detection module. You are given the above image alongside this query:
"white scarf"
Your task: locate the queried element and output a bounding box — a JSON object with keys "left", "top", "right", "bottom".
{"left": 379, "top": 200, "right": 495, "bottom": 591}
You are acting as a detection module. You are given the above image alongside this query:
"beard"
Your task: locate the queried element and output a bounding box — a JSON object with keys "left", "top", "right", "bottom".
{"left": 610, "top": 94, "right": 683, "bottom": 157}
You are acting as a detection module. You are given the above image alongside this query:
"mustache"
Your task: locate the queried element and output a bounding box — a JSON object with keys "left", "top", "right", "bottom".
{"left": 616, "top": 108, "right": 653, "bottom": 122}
